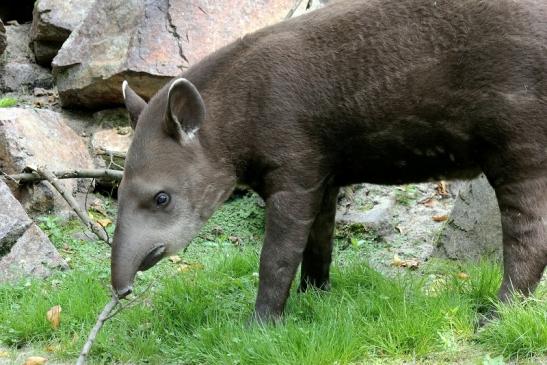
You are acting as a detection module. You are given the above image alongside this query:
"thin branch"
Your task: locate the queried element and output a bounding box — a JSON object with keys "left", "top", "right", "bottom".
{"left": 95, "top": 150, "right": 126, "bottom": 159}
{"left": 2, "top": 169, "right": 123, "bottom": 183}
{"left": 76, "top": 296, "right": 119, "bottom": 365}
{"left": 34, "top": 167, "right": 111, "bottom": 245}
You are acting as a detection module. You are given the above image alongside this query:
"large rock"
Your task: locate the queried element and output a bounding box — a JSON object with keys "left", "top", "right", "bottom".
{"left": 0, "top": 20, "right": 6, "bottom": 57}
{"left": 0, "top": 108, "right": 94, "bottom": 215}
{"left": 30, "top": 0, "right": 95, "bottom": 66}
{"left": 52, "top": 0, "right": 296, "bottom": 109}
{"left": 291, "top": 0, "right": 330, "bottom": 17}
{"left": 91, "top": 127, "right": 132, "bottom": 170}
{"left": 0, "top": 180, "right": 67, "bottom": 283}
{"left": 0, "top": 181, "right": 32, "bottom": 256}
{"left": 0, "top": 23, "right": 54, "bottom": 92}
{"left": 434, "top": 175, "right": 503, "bottom": 261}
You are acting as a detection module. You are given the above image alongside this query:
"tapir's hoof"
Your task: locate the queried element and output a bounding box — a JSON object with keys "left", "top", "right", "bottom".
{"left": 116, "top": 286, "right": 133, "bottom": 299}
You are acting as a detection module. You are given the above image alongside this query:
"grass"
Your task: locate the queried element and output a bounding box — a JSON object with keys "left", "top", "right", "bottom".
{"left": 0, "top": 97, "right": 17, "bottom": 108}
{"left": 0, "top": 193, "right": 545, "bottom": 364}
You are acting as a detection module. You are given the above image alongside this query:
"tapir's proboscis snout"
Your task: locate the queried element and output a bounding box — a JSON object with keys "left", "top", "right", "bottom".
{"left": 112, "top": 0, "right": 547, "bottom": 325}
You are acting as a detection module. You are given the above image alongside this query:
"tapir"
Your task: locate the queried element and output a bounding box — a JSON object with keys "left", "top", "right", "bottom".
{"left": 112, "top": 0, "right": 547, "bottom": 322}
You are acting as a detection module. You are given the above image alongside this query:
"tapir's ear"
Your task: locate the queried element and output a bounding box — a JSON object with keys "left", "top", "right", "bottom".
{"left": 122, "top": 80, "right": 146, "bottom": 130}
{"left": 164, "top": 78, "right": 205, "bottom": 141}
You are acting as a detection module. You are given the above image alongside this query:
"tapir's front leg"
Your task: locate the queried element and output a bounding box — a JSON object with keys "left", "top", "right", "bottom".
{"left": 254, "top": 188, "right": 324, "bottom": 322}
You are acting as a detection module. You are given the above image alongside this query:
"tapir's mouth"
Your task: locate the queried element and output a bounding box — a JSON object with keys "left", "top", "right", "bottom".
{"left": 138, "top": 245, "right": 166, "bottom": 272}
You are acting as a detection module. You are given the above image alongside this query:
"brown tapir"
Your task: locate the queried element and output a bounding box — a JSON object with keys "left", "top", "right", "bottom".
{"left": 112, "top": 0, "right": 547, "bottom": 322}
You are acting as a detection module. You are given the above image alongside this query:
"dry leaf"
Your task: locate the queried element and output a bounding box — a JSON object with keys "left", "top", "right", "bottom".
{"left": 23, "top": 356, "right": 47, "bottom": 365}
{"left": 0, "top": 351, "right": 9, "bottom": 358}
{"left": 96, "top": 218, "right": 112, "bottom": 228}
{"left": 46, "top": 305, "right": 62, "bottom": 330}
{"left": 391, "top": 255, "right": 420, "bottom": 270}
{"left": 391, "top": 255, "right": 404, "bottom": 267}
{"left": 436, "top": 181, "right": 449, "bottom": 196}
{"left": 420, "top": 197, "right": 437, "bottom": 208}
{"left": 395, "top": 225, "right": 404, "bottom": 234}
{"left": 432, "top": 214, "right": 448, "bottom": 222}
{"left": 457, "top": 272, "right": 470, "bottom": 280}
{"left": 168, "top": 255, "right": 182, "bottom": 264}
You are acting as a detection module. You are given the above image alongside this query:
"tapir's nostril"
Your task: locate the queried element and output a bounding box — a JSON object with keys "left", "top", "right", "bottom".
{"left": 117, "top": 286, "right": 133, "bottom": 299}
{"left": 138, "top": 245, "right": 166, "bottom": 271}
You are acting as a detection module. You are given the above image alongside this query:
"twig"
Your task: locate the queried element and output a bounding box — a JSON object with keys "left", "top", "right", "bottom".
{"left": 2, "top": 169, "right": 123, "bottom": 183}
{"left": 76, "top": 296, "right": 119, "bottom": 365}
{"left": 34, "top": 166, "right": 111, "bottom": 245}
{"left": 95, "top": 150, "right": 126, "bottom": 159}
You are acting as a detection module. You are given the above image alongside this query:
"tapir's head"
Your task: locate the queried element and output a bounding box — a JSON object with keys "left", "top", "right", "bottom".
{"left": 111, "top": 78, "right": 235, "bottom": 298}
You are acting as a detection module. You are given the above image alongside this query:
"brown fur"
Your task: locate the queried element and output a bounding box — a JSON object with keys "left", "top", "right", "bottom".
{"left": 113, "top": 0, "right": 547, "bottom": 321}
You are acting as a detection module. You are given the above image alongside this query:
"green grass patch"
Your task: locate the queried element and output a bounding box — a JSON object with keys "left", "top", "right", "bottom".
{"left": 0, "top": 193, "right": 545, "bottom": 364}
{"left": 0, "top": 97, "right": 17, "bottom": 108}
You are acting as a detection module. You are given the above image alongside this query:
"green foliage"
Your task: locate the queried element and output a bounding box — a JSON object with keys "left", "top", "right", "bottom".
{"left": 0, "top": 97, "right": 17, "bottom": 108}
{"left": 394, "top": 184, "right": 419, "bottom": 206}
{"left": 0, "top": 194, "right": 545, "bottom": 364}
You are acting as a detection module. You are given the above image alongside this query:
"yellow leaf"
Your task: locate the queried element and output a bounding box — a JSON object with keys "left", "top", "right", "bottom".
{"left": 23, "top": 356, "right": 48, "bottom": 365}
{"left": 168, "top": 255, "right": 182, "bottom": 264}
{"left": 46, "top": 305, "right": 61, "bottom": 330}
{"left": 0, "top": 351, "right": 9, "bottom": 358}
{"left": 391, "top": 255, "right": 420, "bottom": 269}
{"left": 96, "top": 218, "right": 112, "bottom": 228}
{"left": 432, "top": 214, "right": 448, "bottom": 222}
{"left": 437, "top": 181, "right": 449, "bottom": 195}
{"left": 391, "top": 255, "right": 404, "bottom": 267}
{"left": 457, "top": 272, "right": 470, "bottom": 280}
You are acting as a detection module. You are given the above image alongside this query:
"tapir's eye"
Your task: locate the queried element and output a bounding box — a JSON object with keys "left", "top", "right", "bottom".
{"left": 154, "top": 192, "right": 170, "bottom": 207}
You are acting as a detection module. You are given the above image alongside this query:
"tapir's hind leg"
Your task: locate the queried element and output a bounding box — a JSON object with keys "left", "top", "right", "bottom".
{"left": 490, "top": 174, "right": 547, "bottom": 302}
{"left": 299, "top": 186, "right": 339, "bottom": 292}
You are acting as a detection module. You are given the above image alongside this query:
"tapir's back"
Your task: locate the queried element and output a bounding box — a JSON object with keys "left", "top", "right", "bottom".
{"left": 215, "top": 0, "right": 547, "bottom": 185}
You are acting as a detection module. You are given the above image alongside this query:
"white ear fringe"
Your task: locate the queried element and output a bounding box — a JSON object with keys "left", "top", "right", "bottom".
{"left": 168, "top": 77, "right": 188, "bottom": 95}
{"left": 122, "top": 80, "right": 128, "bottom": 100}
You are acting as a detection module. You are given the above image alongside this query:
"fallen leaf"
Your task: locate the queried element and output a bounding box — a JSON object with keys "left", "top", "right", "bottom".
{"left": 457, "top": 272, "right": 470, "bottom": 280}
{"left": 420, "top": 197, "right": 437, "bottom": 208}
{"left": 23, "top": 357, "right": 47, "bottom": 365}
{"left": 432, "top": 214, "right": 448, "bottom": 222}
{"left": 391, "top": 255, "right": 420, "bottom": 270}
{"left": 395, "top": 225, "right": 404, "bottom": 234}
{"left": 0, "top": 351, "right": 8, "bottom": 358}
{"left": 46, "top": 305, "right": 61, "bottom": 330}
{"left": 391, "top": 255, "right": 404, "bottom": 267}
{"left": 168, "top": 255, "right": 182, "bottom": 264}
{"left": 96, "top": 218, "right": 112, "bottom": 228}
{"left": 436, "top": 181, "right": 449, "bottom": 196}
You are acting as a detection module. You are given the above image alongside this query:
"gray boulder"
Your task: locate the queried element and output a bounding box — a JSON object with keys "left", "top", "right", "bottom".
{"left": 0, "top": 23, "right": 54, "bottom": 92}
{"left": 0, "top": 181, "right": 32, "bottom": 256}
{"left": 0, "top": 108, "right": 94, "bottom": 216}
{"left": 30, "top": 0, "right": 95, "bottom": 66}
{"left": 0, "top": 180, "right": 67, "bottom": 283}
{"left": 291, "top": 0, "right": 331, "bottom": 17}
{"left": 434, "top": 174, "right": 503, "bottom": 261}
{"left": 52, "top": 0, "right": 295, "bottom": 109}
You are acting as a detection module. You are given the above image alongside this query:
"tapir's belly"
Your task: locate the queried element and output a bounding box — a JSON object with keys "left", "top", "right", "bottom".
{"left": 329, "top": 120, "right": 482, "bottom": 186}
